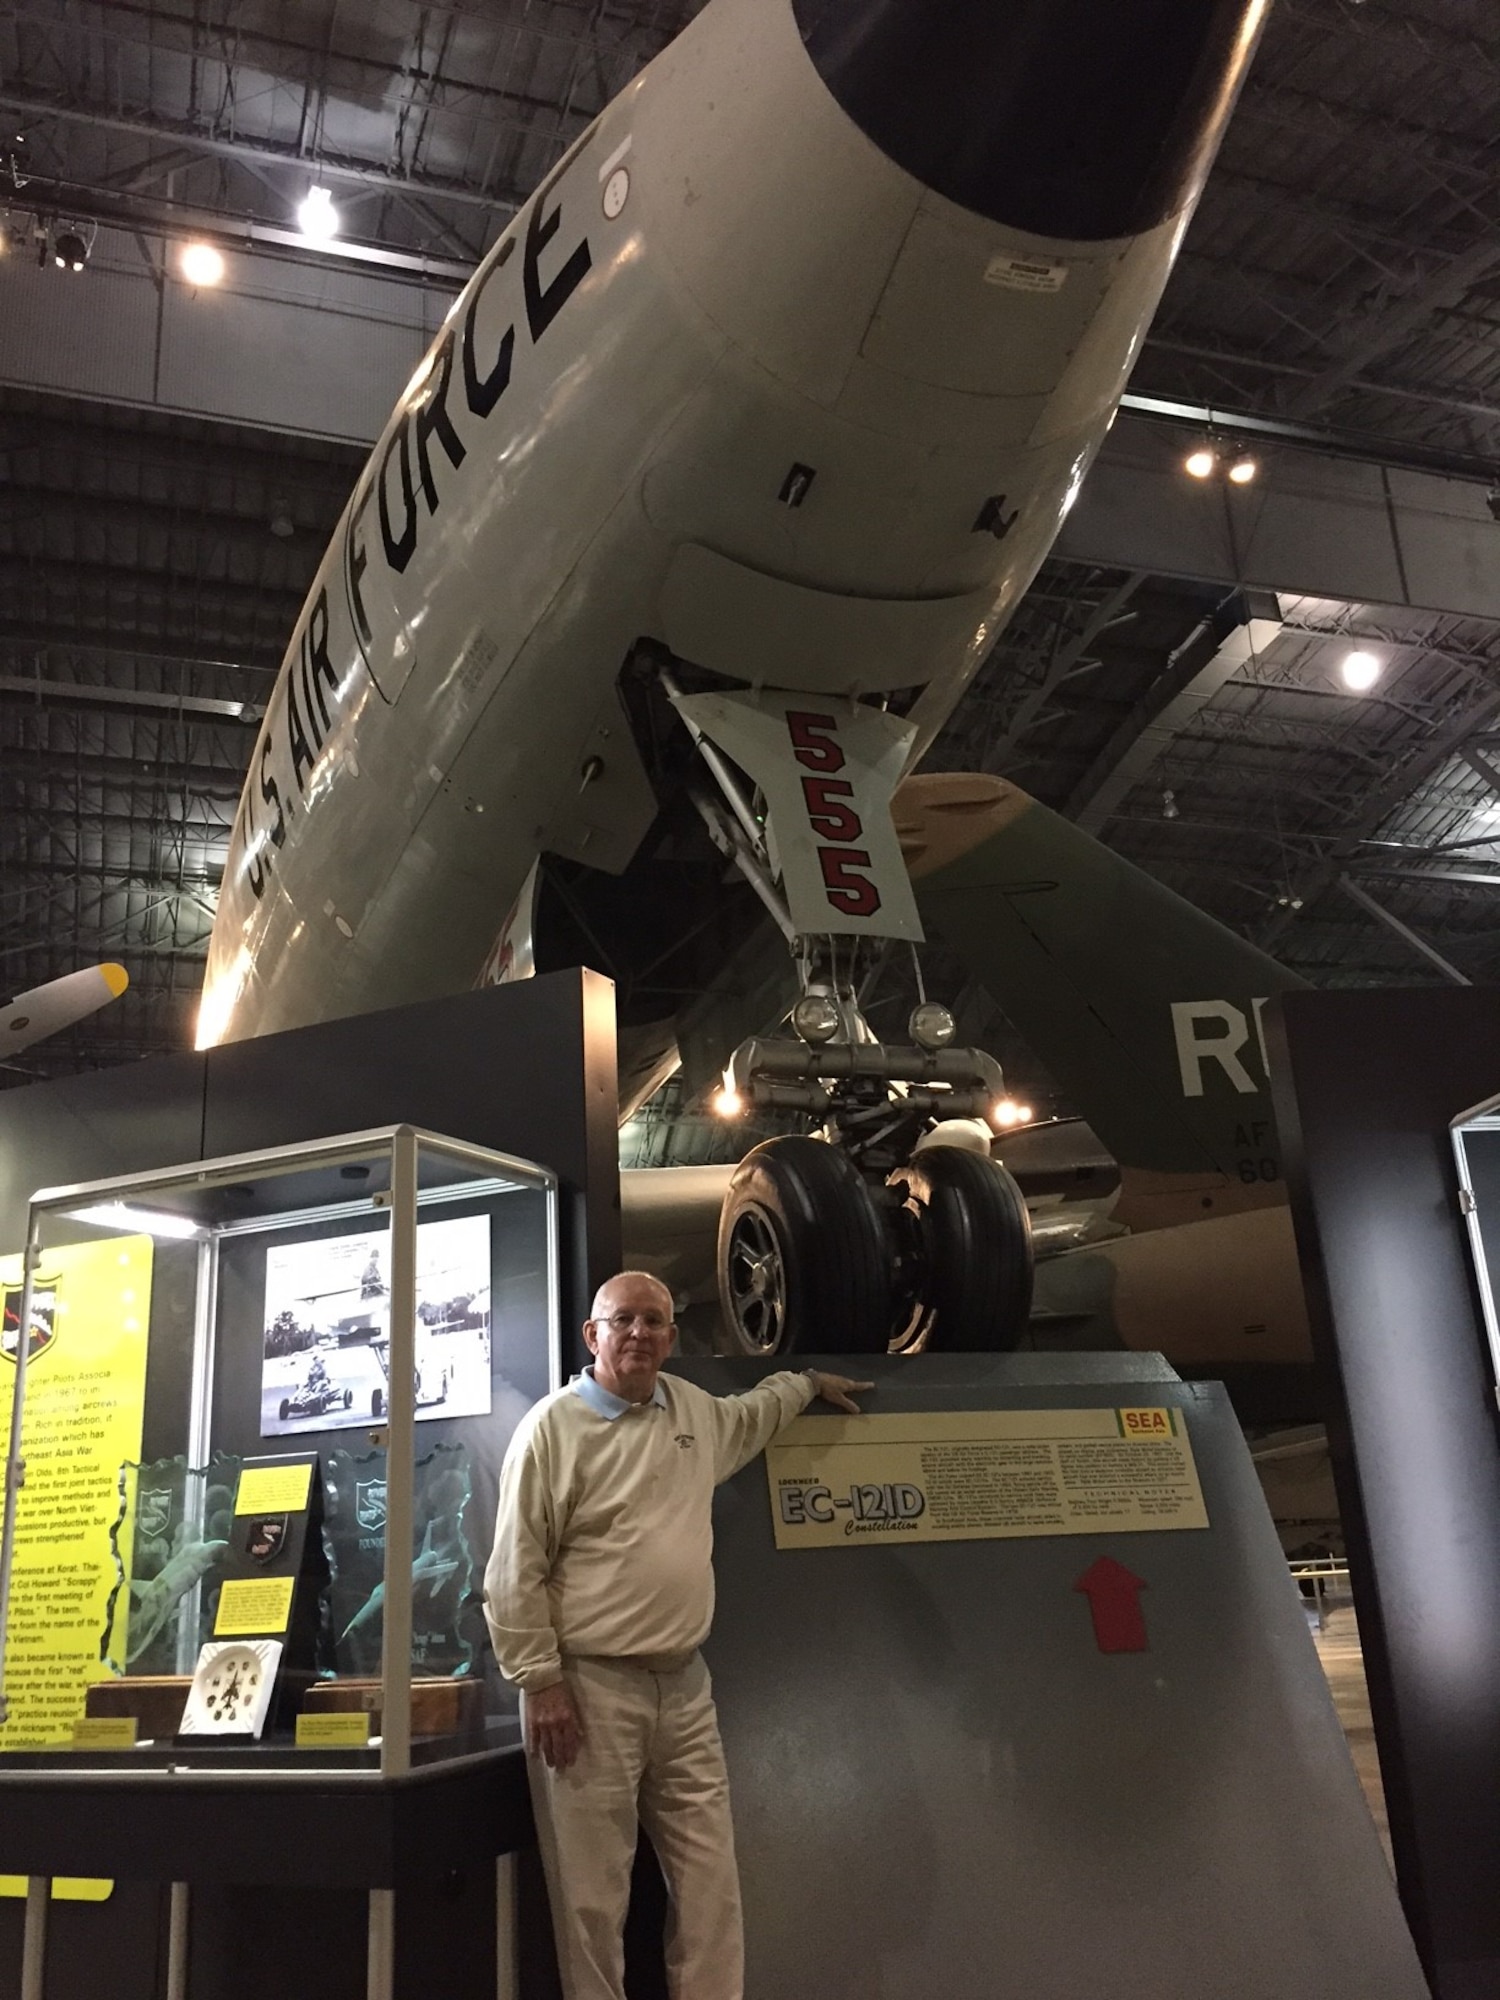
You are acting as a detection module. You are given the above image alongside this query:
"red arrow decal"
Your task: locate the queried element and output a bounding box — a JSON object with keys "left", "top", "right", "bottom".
{"left": 1074, "top": 1556, "right": 1148, "bottom": 1653}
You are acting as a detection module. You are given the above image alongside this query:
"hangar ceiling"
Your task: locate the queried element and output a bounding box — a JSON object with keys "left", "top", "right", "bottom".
{"left": 4, "top": 0, "right": 1500, "bottom": 1095}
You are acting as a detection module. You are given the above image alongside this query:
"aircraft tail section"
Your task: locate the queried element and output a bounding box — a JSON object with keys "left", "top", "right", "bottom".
{"left": 899, "top": 774, "right": 1304, "bottom": 1227}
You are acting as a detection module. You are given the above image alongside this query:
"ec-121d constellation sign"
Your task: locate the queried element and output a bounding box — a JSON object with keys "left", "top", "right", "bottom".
{"left": 766, "top": 1408, "right": 1208, "bottom": 1550}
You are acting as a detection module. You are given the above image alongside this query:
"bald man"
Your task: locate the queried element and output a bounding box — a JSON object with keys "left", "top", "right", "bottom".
{"left": 484, "top": 1269, "right": 870, "bottom": 2000}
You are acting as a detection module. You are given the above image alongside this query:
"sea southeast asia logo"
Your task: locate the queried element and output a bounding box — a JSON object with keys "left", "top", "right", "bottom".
{"left": 355, "top": 1479, "right": 388, "bottom": 1533}
{"left": 1, "top": 1282, "right": 59, "bottom": 1364}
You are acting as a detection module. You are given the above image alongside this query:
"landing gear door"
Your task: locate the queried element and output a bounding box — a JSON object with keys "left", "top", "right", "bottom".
{"left": 671, "top": 689, "right": 923, "bottom": 941}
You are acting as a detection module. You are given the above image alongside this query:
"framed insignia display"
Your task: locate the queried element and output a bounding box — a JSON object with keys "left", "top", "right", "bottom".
{"left": 179, "top": 1639, "right": 283, "bottom": 1740}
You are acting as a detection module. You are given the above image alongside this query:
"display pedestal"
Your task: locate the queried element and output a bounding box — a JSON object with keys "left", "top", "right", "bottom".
{"left": 0, "top": 1744, "right": 532, "bottom": 1998}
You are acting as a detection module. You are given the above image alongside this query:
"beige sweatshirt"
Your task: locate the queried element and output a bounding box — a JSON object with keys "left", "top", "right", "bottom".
{"left": 484, "top": 1369, "right": 815, "bottom": 1689}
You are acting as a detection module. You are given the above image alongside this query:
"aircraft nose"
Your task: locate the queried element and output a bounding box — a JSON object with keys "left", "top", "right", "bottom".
{"left": 792, "top": 0, "right": 1268, "bottom": 242}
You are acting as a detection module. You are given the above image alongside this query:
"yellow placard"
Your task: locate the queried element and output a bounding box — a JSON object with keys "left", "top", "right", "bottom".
{"left": 295, "top": 1710, "right": 371, "bottom": 1748}
{"left": 766, "top": 1407, "right": 1208, "bottom": 1550}
{"left": 214, "top": 1575, "right": 295, "bottom": 1636}
{"left": 0, "top": 1236, "right": 151, "bottom": 1753}
{"left": 235, "top": 1463, "right": 312, "bottom": 1515}
{"left": 0, "top": 1877, "right": 113, "bottom": 1903}
{"left": 71, "top": 1715, "right": 138, "bottom": 1750}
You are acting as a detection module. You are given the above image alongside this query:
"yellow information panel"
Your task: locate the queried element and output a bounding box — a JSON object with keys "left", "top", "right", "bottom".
{"left": 235, "top": 1462, "right": 312, "bottom": 1515}
{"left": 0, "top": 1236, "right": 152, "bottom": 1746}
{"left": 215, "top": 1575, "right": 295, "bottom": 1636}
{"left": 766, "top": 1407, "right": 1208, "bottom": 1550}
{"left": 295, "top": 1710, "right": 371, "bottom": 1749}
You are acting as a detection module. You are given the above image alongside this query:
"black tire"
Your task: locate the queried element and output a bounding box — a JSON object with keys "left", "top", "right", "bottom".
{"left": 278, "top": 1398, "right": 291, "bottom": 1422}
{"left": 889, "top": 1145, "right": 1033, "bottom": 1350}
{"left": 718, "top": 1136, "right": 891, "bottom": 1356}
{"left": 371, "top": 1387, "right": 385, "bottom": 1419}
{"left": 343, "top": 1388, "right": 353, "bottom": 1409}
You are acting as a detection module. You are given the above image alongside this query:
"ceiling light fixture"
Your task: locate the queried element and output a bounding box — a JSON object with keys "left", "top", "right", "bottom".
{"left": 296, "top": 186, "right": 339, "bottom": 243}
{"left": 1226, "top": 453, "right": 1258, "bottom": 484}
{"left": 63, "top": 1201, "right": 205, "bottom": 1241}
{"left": 180, "top": 241, "right": 225, "bottom": 287}
{"left": 1341, "top": 649, "right": 1381, "bottom": 693}
{"left": 52, "top": 226, "right": 87, "bottom": 272}
{"left": 1183, "top": 445, "right": 1217, "bottom": 479}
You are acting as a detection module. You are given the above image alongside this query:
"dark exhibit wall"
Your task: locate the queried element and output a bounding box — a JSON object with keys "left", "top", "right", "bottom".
{"left": 0, "top": 971, "right": 621, "bottom": 1332}
{"left": 1269, "top": 988, "right": 1500, "bottom": 2000}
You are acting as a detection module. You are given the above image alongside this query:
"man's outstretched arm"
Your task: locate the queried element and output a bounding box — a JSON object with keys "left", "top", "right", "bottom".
{"left": 712, "top": 1369, "right": 874, "bottom": 1481}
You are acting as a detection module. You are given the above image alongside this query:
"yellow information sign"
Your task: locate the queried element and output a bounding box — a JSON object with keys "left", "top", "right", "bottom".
{"left": 215, "top": 1575, "right": 296, "bottom": 1636}
{"left": 766, "top": 1407, "right": 1208, "bottom": 1550}
{"left": 295, "top": 1710, "right": 371, "bottom": 1749}
{"left": 71, "top": 1715, "right": 138, "bottom": 1751}
{"left": 0, "top": 1877, "right": 113, "bottom": 1904}
{"left": 0, "top": 1235, "right": 152, "bottom": 1748}
{"left": 234, "top": 1462, "right": 312, "bottom": 1516}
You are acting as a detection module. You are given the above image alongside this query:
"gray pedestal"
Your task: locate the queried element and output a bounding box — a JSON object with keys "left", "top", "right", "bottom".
{"left": 673, "top": 1353, "right": 1428, "bottom": 2000}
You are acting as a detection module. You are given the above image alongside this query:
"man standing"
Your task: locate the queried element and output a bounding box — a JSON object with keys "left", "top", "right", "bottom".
{"left": 484, "top": 1268, "right": 870, "bottom": 2000}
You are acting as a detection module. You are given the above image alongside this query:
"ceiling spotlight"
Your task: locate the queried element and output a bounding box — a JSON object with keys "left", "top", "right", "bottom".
{"left": 1183, "top": 445, "right": 1217, "bottom": 480}
{"left": 711, "top": 1085, "right": 744, "bottom": 1119}
{"left": 1226, "top": 454, "right": 1258, "bottom": 484}
{"left": 180, "top": 240, "right": 225, "bottom": 287}
{"left": 269, "top": 510, "right": 296, "bottom": 539}
{"left": 1162, "top": 788, "right": 1180, "bottom": 821}
{"left": 991, "top": 1099, "right": 1032, "bottom": 1129}
{"left": 1341, "top": 649, "right": 1381, "bottom": 693}
{"left": 296, "top": 186, "right": 339, "bottom": 243}
{"left": 52, "top": 227, "right": 87, "bottom": 272}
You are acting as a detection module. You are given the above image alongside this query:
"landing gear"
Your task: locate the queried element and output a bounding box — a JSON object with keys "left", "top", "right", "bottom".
{"left": 659, "top": 657, "right": 1035, "bottom": 1357}
{"left": 718, "top": 1137, "right": 890, "bottom": 1356}
{"left": 888, "top": 1146, "right": 1033, "bottom": 1351}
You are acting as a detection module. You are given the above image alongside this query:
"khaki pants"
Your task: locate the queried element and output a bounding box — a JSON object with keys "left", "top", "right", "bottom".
{"left": 523, "top": 1651, "right": 744, "bottom": 2000}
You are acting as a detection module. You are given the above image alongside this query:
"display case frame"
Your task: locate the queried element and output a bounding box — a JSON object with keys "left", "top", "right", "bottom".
{"left": 0, "top": 1122, "right": 559, "bottom": 1780}
{"left": 1451, "top": 1091, "right": 1500, "bottom": 1409}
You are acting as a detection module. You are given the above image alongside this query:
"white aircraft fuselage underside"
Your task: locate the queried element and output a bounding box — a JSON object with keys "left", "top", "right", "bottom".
{"left": 201, "top": 0, "right": 1265, "bottom": 1047}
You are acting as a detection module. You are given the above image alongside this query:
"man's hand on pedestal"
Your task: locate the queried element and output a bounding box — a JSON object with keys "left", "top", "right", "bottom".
{"left": 805, "top": 1371, "right": 874, "bottom": 1414}
{"left": 526, "top": 1679, "right": 584, "bottom": 1770}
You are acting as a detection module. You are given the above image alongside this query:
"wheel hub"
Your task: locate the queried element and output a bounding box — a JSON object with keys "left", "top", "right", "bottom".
{"left": 726, "top": 1205, "right": 786, "bottom": 1354}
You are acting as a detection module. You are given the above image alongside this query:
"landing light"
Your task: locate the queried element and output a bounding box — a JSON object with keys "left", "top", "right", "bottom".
{"left": 791, "top": 994, "right": 841, "bottom": 1046}
{"left": 908, "top": 1002, "right": 957, "bottom": 1052}
{"left": 712, "top": 1087, "right": 744, "bottom": 1119}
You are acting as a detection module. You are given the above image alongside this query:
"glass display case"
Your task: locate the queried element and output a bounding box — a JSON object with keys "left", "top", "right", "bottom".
{"left": 0, "top": 1124, "right": 559, "bottom": 1778}
{"left": 1452, "top": 1093, "right": 1500, "bottom": 1405}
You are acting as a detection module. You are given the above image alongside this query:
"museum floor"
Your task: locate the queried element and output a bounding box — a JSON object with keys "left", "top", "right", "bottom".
{"left": 1313, "top": 1600, "right": 1391, "bottom": 1866}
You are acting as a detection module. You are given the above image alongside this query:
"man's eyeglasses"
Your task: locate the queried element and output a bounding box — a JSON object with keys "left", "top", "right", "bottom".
{"left": 596, "top": 1309, "right": 670, "bottom": 1333}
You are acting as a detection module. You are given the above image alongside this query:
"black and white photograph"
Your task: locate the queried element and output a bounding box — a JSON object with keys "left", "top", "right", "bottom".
{"left": 259, "top": 1214, "right": 492, "bottom": 1437}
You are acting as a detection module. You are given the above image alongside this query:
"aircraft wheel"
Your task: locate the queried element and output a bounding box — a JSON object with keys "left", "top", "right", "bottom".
{"left": 371, "top": 1387, "right": 385, "bottom": 1419}
{"left": 278, "top": 1398, "right": 291, "bottom": 1422}
{"left": 889, "top": 1146, "right": 1033, "bottom": 1350}
{"left": 718, "top": 1137, "right": 890, "bottom": 1356}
